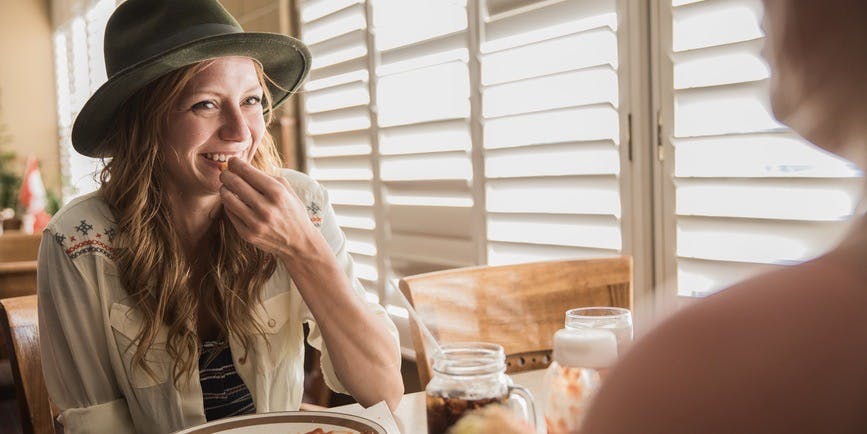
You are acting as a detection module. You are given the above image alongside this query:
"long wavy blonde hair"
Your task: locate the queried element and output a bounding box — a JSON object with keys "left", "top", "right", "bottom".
{"left": 99, "top": 59, "right": 285, "bottom": 385}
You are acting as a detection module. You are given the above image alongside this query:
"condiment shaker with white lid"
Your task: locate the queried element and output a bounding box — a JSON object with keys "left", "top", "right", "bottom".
{"left": 543, "top": 328, "right": 618, "bottom": 434}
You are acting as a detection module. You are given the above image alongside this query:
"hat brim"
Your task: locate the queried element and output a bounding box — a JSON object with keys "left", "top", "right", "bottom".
{"left": 71, "top": 32, "right": 311, "bottom": 158}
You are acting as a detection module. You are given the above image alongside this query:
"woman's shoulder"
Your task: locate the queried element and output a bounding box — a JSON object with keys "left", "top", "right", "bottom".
{"left": 44, "top": 191, "right": 117, "bottom": 259}
{"left": 276, "top": 168, "right": 322, "bottom": 194}
{"left": 277, "top": 169, "right": 326, "bottom": 227}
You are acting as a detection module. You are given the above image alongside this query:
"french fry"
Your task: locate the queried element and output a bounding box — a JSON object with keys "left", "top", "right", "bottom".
{"left": 218, "top": 161, "right": 229, "bottom": 171}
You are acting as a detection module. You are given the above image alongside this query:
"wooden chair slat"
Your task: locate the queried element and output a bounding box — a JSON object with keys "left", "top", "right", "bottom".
{"left": 399, "top": 257, "right": 633, "bottom": 387}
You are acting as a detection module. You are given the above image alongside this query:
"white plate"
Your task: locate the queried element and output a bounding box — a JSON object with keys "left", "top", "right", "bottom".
{"left": 173, "top": 411, "right": 387, "bottom": 434}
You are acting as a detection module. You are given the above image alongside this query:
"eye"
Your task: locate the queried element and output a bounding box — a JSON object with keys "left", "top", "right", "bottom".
{"left": 243, "top": 95, "right": 263, "bottom": 106}
{"left": 191, "top": 100, "right": 217, "bottom": 111}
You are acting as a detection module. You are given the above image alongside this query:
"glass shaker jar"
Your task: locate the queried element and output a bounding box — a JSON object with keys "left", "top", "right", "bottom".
{"left": 543, "top": 328, "right": 618, "bottom": 434}
{"left": 425, "top": 342, "right": 536, "bottom": 434}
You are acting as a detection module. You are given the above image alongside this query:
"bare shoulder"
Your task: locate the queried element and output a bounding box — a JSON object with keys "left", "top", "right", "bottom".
{"left": 581, "top": 252, "right": 867, "bottom": 434}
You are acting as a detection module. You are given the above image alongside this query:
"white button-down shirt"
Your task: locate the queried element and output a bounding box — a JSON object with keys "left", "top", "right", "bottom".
{"left": 37, "top": 169, "right": 399, "bottom": 434}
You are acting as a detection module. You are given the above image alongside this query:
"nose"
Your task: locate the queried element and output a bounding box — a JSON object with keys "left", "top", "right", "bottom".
{"left": 218, "top": 105, "right": 251, "bottom": 143}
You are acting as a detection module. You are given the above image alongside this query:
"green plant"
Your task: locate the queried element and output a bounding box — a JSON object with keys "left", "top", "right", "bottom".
{"left": 0, "top": 93, "right": 21, "bottom": 213}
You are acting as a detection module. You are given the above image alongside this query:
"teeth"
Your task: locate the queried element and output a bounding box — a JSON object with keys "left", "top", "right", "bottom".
{"left": 204, "top": 153, "right": 230, "bottom": 162}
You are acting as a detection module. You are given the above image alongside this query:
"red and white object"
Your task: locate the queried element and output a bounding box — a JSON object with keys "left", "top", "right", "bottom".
{"left": 19, "top": 155, "right": 51, "bottom": 233}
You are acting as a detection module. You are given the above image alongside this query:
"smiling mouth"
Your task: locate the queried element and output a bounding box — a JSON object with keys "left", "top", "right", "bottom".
{"left": 202, "top": 152, "right": 233, "bottom": 162}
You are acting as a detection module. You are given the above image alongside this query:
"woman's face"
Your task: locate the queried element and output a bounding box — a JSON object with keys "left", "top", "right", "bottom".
{"left": 162, "top": 56, "right": 265, "bottom": 196}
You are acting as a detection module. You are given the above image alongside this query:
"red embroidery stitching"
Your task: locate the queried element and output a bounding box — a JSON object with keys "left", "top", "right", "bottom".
{"left": 65, "top": 239, "right": 114, "bottom": 256}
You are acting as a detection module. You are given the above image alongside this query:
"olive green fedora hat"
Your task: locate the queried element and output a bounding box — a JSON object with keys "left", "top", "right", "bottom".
{"left": 71, "top": 0, "right": 311, "bottom": 158}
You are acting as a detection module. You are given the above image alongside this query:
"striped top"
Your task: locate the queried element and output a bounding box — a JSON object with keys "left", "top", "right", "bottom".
{"left": 199, "top": 339, "right": 256, "bottom": 421}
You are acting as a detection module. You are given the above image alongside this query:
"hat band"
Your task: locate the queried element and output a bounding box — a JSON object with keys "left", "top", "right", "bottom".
{"left": 107, "top": 23, "right": 242, "bottom": 77}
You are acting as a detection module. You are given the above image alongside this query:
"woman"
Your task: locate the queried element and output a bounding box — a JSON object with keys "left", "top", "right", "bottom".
{"left": 37, "top": 1, "right": 402, "bottom": 433}
{"left": 582, "top": 1, "right": 867, "bottom": 433}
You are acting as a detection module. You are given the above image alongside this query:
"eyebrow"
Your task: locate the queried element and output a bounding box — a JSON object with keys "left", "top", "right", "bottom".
{"left": 184, "top": 85, "right": 264, "bottom": 98}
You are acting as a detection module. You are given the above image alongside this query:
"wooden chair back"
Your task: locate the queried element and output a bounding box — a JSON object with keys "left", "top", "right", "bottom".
{"left": 0, "top": 233, "right": 42, "bottom": 262}
{"left": 0, "top": 233, "right": 41, "bottom": 301}
{"left": 0, "top": 262, "right": 39, "bottom": 300}
{"left": 399, "top": 257, "right": 632, "bottom": 387}
{"left": 0, "top": 295, "right": 55, "bottom": 434}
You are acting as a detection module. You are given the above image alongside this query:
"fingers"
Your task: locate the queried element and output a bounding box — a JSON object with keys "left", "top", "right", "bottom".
{"left": 220, "top": 185, "right": 258, "bottom": 230}
{"left": 224, "top": 204, "right": 252, "bottom": 238}
{"left": 226, "top": 157, "right": 284, "bottom": 199}
{"left": 220, "top": 169, "right": 271, "bottom": 215}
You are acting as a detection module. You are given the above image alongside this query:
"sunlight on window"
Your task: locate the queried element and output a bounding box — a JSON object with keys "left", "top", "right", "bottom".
{"left": 377, "top": 61, "right": 470, "bottom": 127}
{"left": 677, "top": 226, "right": 810, "bottom": 264}
{"left": 335, "top": 215, "right": 376, "bottom": 230}
{"left": 675, "top": 134, "right": 861, "bottom": 178}
{"left": 305, "top": 81, "right": 370, "bottom": 113}
{"left": 305, "top": 69, "right": 368, "bottom": 92}
{"left": 482, "top": 12, "right": 617, "bottom": 53}
{"left": 302, "top": 6, "right": 366, "bottom": 45}
{"left": 308, "top": 159, "right": 373, "bottom": 181}
{"left": 70, "top": 17, "right": 89, "bottom": 113}
{"left": 482, "top": 28, "right": 617, "bottom": 85}
{"left": 488, "top": 216, "right": 621, "bottom": 250}
{"left": 484, "top": 66, "right": 618, "bottom": 118}
{"left": 346, "top": 238, "right": 378, "bottom": 256}
{"left": 381, "top": 153, "right": 472, "bottom": 181}
{"left": 380, "top": 120, "right": 471, "bottom": 155}
{"left": 675, "top": 89, "right": 783, "bottom": 137}
{"left": 486, "top": 144, "right": 619, "bottom": 177}
{"left": 310, "top": 144, "right": 372, "bottom": 158}
{"left": 85, "top": 0, "right": 112, "bottom": 92}
{"left": 306, "top": 107, "right": 370, "bottom": 135}
{"left": 53, "top": 33, "right": 71, "bottom": 129}
{"left": 485, "top": 106, "right": 619, "bottom": 149}
{"left": 311, "top": 41, "right": 367, "bottom": 69}
{"left": 487, "top": 242, "right": 617, "bottom": 266}
{"left": 677, "top": 183, "right": 858, "bottom": 221}
{"left": 321, "top": 184, "right": 376, "bottom": 206}
{"left": 302, "top": 0, "right": 363, "bottom": 23}
{"left": 487, "top": 180, "right": 621, "bottom": 217}
{"left": 386, "top": 192, "right": 473, "bottom": 207}
{"left": 674, "top": 51, "right": 769, "bottom": 89}
{"left": 377, "top": 48, "right": 468, "bottom": 77}
{"left": 372, "top": 0, "right": 467, "bottom": 51}
{"left": 673, "top": 3, "right": 763, "bottom": 52}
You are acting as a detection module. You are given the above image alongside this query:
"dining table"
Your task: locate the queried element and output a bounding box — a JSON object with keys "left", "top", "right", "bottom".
{"left": 331, "top": 369, "right": 549, "bottom": 434}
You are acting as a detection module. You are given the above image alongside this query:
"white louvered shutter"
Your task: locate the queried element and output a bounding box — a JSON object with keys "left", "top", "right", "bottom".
{"left": 664, "top": 0, "right": 861, "bottom": 297}
{"left": 299, "top": 0, "right": 631, "bottom": 352}
{"left": 298, "top": 0, "right": 383, "bottom": 306}
{"left": 53, "top": 0, "right": 118, "bottom": 202}
{"left": 481, "top": 0, "right": 625, "bottom": 265}
{"left": 372, "top": 0, "right": 477, "bottom": 307}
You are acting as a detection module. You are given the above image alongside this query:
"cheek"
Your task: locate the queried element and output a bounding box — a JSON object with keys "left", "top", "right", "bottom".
{"left": 163, "top": 117, "right": 212, "bottom": 156}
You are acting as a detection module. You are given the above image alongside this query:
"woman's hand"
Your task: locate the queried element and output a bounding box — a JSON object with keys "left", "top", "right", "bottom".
{"left": 218, "top": 158, "right": 317, "bottom": 259}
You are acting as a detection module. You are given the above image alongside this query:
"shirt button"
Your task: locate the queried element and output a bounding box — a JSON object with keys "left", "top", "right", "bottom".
{"left": 268, "top": 318, "right": 276, "bottom": 328}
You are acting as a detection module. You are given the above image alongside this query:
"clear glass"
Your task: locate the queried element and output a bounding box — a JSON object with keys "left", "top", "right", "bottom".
{"left": 425, "top": 342, "right": 536, "bottom": 434}
{"left": 565, "top": 307, "right": 633, "bottom": 355}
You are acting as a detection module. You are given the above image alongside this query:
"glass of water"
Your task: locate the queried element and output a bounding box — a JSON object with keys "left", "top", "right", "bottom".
{"left": 565, "top": 307, "right": 633, "bottom": 355}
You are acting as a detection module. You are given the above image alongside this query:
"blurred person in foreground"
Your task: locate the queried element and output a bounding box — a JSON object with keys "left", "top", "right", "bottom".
{"left": 582, "top": 1, "right": 867, "bottom": 433}
{"left": 37, "top": 1, "right": 402, "bottom": 433}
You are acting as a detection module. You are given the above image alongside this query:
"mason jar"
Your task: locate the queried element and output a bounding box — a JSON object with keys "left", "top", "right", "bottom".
{"left": 425, "top": 342, "right": 536, "bottom": 434}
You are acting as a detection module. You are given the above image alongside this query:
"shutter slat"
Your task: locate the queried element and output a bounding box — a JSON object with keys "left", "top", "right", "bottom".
{"left": 488, "top": 241, "right": 619, "bottom": 266}
{"left": 484, "top": 0, "right": 616, "bottom": 52}
{"left": 482, "top": 27, "right": 618, "bottom": 85}
{"left": 674, "top": 133, "right": 860, "bottom": 178}
{"left": 676, "top": 216, "right": 848, "bottom": 265}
